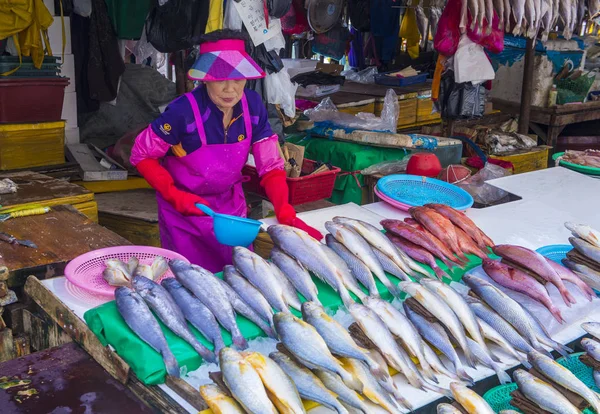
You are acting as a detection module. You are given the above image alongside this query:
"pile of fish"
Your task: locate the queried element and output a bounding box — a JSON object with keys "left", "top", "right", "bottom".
{"left": 482, "top": 243, "right": 596, "bottom": 324}
{"left": 581, "top": 322, "right": 600, "bottom": 388}
{"left": 459, "top": 0, "right": 600, "bottom": 40}
{"left": 557, "top": 149, "right": 600, "bottom": 168}
{"left": 563, "top": 222, "right": 600, "bottom": 292}
{"left": 103, "top": 255, "right": 169, "bottom": 287}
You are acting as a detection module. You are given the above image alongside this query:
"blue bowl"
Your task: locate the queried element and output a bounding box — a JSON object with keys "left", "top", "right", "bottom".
{"left": 197, "top": 204, "right": 262, "bottom": 247}
{"left": 535, "top": 244, "right": 572, "bottom": 264}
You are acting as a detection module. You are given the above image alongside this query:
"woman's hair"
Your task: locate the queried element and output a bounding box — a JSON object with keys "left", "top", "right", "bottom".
{"left": 200, "top": 29, "right": 250, "bottom": 53}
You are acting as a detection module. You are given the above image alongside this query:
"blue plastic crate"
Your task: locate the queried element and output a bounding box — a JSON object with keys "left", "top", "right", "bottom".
{"left": 375, "top": 72, "right": 427, "bottom": 87}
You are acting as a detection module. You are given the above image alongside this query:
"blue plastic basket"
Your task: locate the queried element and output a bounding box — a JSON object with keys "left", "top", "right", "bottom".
{"left": 536, "top": 244, "right": 572, "bottom": 264}
{"left": 376, "top": 174, "right": 474, "bottom": 211}
{"left": 374, "top": 72, "right": 428, "bottom": 87}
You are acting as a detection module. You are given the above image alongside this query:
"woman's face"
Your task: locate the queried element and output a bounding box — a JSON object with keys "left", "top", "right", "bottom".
{"left": 206, "top": 79, "right": 247, "bottom": 110}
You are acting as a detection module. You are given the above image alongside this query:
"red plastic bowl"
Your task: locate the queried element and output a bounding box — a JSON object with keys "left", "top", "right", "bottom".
{"left": 406, "top": 153, "right": 442, "bottom": 177}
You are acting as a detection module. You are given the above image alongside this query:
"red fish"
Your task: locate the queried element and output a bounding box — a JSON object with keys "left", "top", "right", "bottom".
{"left": 492, "top": 245, "right": 577, "bottom": 307}
{"left": 482, "top": 258, "right": 564, "bottom": 324}
{"left": 403, "top": 218, "right": 467, "bottom": 267}
{"left": 544, "top": 258, "right": 594, "bottom": 302}
{"left": 455, "top": 226, "right": 488, "bottom": 260}
{"left": 381, "top": 219, "right": 461, "bottom": 269}
{"left": 426, "top": 203, "right": 487, "bottom": 250}
{"left": 387, "top": 233, "right": 450, "bottom": 280}
{"left": 410, "top": 207, "right": 469, "bottom": 262}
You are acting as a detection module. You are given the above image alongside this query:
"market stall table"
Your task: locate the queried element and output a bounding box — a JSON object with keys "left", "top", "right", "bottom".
{"left": 19, "top": 166, "right": 600, "bottom": 414}
{"left": 493, "top": 99, "right": 600, "bottom": 160}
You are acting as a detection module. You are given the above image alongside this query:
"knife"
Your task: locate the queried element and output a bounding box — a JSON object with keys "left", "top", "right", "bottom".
{"left": 0, "top": 232, "right": 38, "bottom": 249}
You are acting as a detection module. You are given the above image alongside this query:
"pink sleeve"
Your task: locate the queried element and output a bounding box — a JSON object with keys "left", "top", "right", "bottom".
{"left": 252, "top": 135, "right": 285, "bottom": 177}
{"left": 130, "top": 126, "right": 172, "bottom": 167}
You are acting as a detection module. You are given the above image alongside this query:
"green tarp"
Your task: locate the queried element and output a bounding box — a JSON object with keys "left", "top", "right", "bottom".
{"left": 287, "top": 135, "right": 409, "bottom": 205}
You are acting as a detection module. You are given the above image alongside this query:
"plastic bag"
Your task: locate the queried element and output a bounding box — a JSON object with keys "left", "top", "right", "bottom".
{"left": 305, "top": 89, "right": 399, "bottom": 132}
{"left": 73, "top": 0, "right": 92, "bottom": 17}
{"left": 454, "top": 35, "right": 495, "bottom": 83}
{"left": 341, "top": 67, "right": 378, "bottom": 84}
{"left": 361, "top": 156, "right": 412, "bottom": 175}
{"left": 457, "top": 162, "right": 511, "bottom": 205}
{"left": 281, "top": 0, "right": 309, "bottom": 35}
{"left": 434, "top": 0, "right": 461, "bottom": 56}
{"left": 145, "top": 0, "right": 208, "bottom": 53}
{"left": 265, "top": 69, "right": 298, "bottom": 117}
{"left": 224, "top": 0, "right": 243, "bottom": 30}
{"left": 467, "top": 10, "right": 504, "bottom": 54}
{"left": 438, "top": 71, "right": 486, "bottom": 119}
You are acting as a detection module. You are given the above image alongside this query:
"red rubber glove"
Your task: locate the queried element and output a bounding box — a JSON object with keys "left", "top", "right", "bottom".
{"left": 136, "top": 158, "right": 209, "bottom": 216}
{"left": 261, "top": 169, "right": 324, "bottom": 241}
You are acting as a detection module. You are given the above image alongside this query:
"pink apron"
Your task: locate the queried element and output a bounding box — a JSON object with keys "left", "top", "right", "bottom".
{"left": 158, "top": 91, "right": 253, "bottom": 273}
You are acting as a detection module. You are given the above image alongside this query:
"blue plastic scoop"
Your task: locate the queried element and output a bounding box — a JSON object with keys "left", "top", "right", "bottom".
{"left": 196, "top": 204, "right": 262, "bottom": 247}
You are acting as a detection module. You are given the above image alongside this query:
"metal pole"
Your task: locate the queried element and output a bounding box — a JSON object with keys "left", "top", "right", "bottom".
{"left": 175, "top": 51, "right": 186, "bottom": 96}
{"left": 518, "top": 38, "right": 536, "bottom": 134}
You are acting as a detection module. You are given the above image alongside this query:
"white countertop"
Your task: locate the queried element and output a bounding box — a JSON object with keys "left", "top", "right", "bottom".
{"left": 43, "top": 166, "right": 600, "bottom": 414}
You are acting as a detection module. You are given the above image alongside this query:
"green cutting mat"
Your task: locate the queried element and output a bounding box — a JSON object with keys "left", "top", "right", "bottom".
{"left": 483, "top": 352, "right": 597, "bottom": 413}
{"left": 84, "top": 252, "right": 489, "bottom": 385}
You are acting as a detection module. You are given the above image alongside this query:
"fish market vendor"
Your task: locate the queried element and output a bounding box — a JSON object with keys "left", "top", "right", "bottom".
{"left": 131, "top": 30, "right": 322, "bottom": 272}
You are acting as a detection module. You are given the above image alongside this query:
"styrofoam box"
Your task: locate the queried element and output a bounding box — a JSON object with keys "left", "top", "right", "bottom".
{"left": 61, "top": 91, "right": 78, "bottom": 129}
{"left": 48, "top": 16, "right": 72, "bottom": 55}
{"left": 43, "top": 0, "right": 55, "bottom": 15}
{"left": 282, "top": 58, "right": 317, "bottom": 79}
{"left": 65, "top": 127, "right": 80, "bottom": 145}
{"left": 54, "top": 53, "right": 75, "bottom": 93}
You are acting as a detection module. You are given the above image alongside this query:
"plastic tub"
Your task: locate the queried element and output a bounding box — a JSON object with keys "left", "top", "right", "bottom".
{"left": 375, "top": 72, "right": 427, "bottom": 87}
{"left": 0, "top": 78, "right": 70, "bottom": 123}
{"left": 412, "top": 143, "right": 464, "bottom": 168}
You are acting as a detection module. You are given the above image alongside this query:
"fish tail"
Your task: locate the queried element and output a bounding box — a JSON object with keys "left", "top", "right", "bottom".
{"left": 494, "top": 366, "right": 512, "bottom": 385}
{"left": 232, "top": 329, "right": 249, "bottom": 350}
{"left": 340, "top": 287, "right": 355, "bottom": 308}
{"left": 552, "top": 341, "right": 573, "bottom": 359}
{"left": 338, "top": 366, "right": 356, "bottom": 388}
{"left": 512, "top": 24, "right": 521, "bottom": 35}
{"left": 521, "top": 358, "right": 533, "bottom": 369}
{"left": 392, "top": 390, "right": 414, "bottom": 411}
{"left": 264, "top": 325, "right": 278, "bottom": 339}
{"left": 213, "top": 337, "right": 226, "bottom": 355}
{"left": 423, "top": 365, "right": 440, "bottom": 384}
{"left": 163, "top": 351, "right": 180, "bottom": 378}
{"left": 534, "top": 344, "right": 554, "bottom": 359}
{"left": 387, "top": 281, "right": 404, "bottom": 299}
{"left": 456, "top": 366, "right": 475, "bottom": 385}
{"left": 195, "top": 343, "right": 217, "bottom": 363}
{"left": 549, "top": 306, "right": 565, "bottom": 324}
{"left": 463, "top": 347, "right": 478, "bottom": 369}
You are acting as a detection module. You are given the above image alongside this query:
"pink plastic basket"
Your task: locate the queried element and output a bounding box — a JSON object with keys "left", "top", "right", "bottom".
{"left": 64, "top": 246, "right": 190, "bottom": 298}
{"left": 374, "top": 186, "right": 412, "bottom": 211}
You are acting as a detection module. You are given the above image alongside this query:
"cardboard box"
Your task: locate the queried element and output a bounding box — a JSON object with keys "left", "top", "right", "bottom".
{"left": 316, "top": 62, "right": 343, "bottom": 76}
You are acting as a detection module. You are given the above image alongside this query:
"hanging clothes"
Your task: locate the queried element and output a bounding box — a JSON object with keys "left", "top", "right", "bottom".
{"left": 370, "top": 0, "right": 400, "bottom": 63}
{"left": 400, "top": 0, "right": 420, "bottom": 59}
{"left": 206, "top": 0, "right": 224, "bottom": 33}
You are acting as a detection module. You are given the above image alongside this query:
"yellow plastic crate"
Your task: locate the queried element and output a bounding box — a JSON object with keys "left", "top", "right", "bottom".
{"left": 374, "top": 97, "right": 418, "bottom": 128}
{"left": 489, "top": 146, "right": 551, "bottom": 174}
{"left": 339, "top": 102, "right": 376, "bottom": 116}
{"left": 417, "top": 97, "right": 441, "bottom": 123}
{"left": 0, "top": 121, "right": 65, "bottom": 170}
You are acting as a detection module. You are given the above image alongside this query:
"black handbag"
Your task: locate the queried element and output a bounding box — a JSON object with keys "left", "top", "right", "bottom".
{"left": 145, "top": 0, "right": 209, "bottom": 53}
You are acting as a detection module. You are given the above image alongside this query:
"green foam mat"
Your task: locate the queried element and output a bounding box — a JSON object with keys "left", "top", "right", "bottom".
{"left": 483, "top": 352, "right": 597, "bottom": 413}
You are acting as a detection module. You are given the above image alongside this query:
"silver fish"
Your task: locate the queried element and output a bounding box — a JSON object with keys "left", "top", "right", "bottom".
{"left": 320, "top": 244, "right": 368, "bottom": 301}
{"left": 316, "top": 370, "right": 369, "bottom": 414}
{"left": 562, "top": 259, "right": 600, "bottom": 291}
{"left": 422, "top": 340, "right": 464, "bottom": 382}
{"left": 348, "top": 303, "right": 450, "bottom": 396}
{"left": 363, "top": 296, "right": 438, "bottom": 383}
{"left": 477, "top": 317, "right": 532, "bottom": 369}
{"left": 463, "top": 274, "right": 546, "bottom": 354}
{"left": 371, "top": 246, "right": 412, "bottom": 282}
{"left": 301, "top": 301, "right": 385, "bottom": 379}
{"left": 581, "top": 337, "right": 600, "bottom": 361}
{"left": 127, "top": 257, "right": 139, "bottom": 275}
{"left": 326, "top": 234, "right": 380, "bottom": 297}
{"left": 106, "top": 259, "right": 132, "bottom": 279}
{"left": 467, "top": 296, "right": 535, "bottom": 356}
{"left": 513, "top": 369, "right": 582, "bottom": 414}
{"left": 161, "top": 278, "right": 226, "bottom": 353}
{"left": 528, "top": 350, "right": 600, "bottom": 412}
{"left": 520, "top": 305, "right": 572, "bottom": 358}
{"left": 273, "top": 313, "right": 354, "bottom": 385}
{"left": 466, "top": 338, "right": 511, "bottom": 384}
{"left": 220, "top": 348, "right": 278, "bottom": 414}
{"left": 399, "top": 281, "right": 477, "bottom": 368}
{"left": 199, "top": 384, "right": 245, "bottom": 413}
{"left": 421, "top": 279, "right": 496, "bottom": 362}
{"left": 270, "top": 262, "right": 302, "bottom": 311}
{"left": 223, "top": 265, "right": 274, "bottom": 328}
{"left": 565, "top": 222, "right": 600, "bottom": 248}
{"left": 103, "top": 267, "right": 130, "bottom": 286}
{"left": 333, "top": 216, "right": 423, "bottom": 277}
{"left": 133, "top": 264, "right": 154, "bottom": 280}
{"left": 214, "top": 276, "right": 277, "bottom": 339}
{"left": 571, "top": 237, "right": 600, "bottom": 265}
{"left": 232, "top": 246, "right": 289, "bottom": 313}
{"left": 151, "top": 256, "right": 169, "bottom": 280}
{"left": 115, "top": 286, "right": 179, "bottom": 377}
{"left": 511, "top": 0, "right": 527, "bottom": 35}
{"left": 450, "top": 382, "right": 495, "bottom": 413}
{"left": 403, "top": 302, "right": 474, "bottom": 385}
{"left": 326, "top": 221, "right": 398, "bottom": 298}
{"left": 270, "top": 351, "right": 349, "bottom": 414}
{"left": 437, "top": 403, "right": 463, "bottom": 414}
{"left": 340, "top": 357, "right": 408, "bottom": 413}
{"left": 270, "top": 247, "right": 321, "bottom": 304}
{"left": 595, "top": 370, "right": 600, "bottom": 389}
{"left": 268, "top": 224, "right": 354, "bottom": 307}
{"left": 242, "top": 351, "right": 306, "bottom": 414}
{"left": 583, "top": 322, "right": 600, "bottom": 340}
{"left": 133, "top": 276, "right": 216, "bottom": 362}
{"left": 170, "top": 260, "right": 247, "bottom": 349}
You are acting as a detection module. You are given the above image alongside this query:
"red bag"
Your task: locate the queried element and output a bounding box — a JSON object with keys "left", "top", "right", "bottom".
{"left": 434, "top": 0, "right": 461, "bottom": 56}
{"left": 281, "top": 0, "right": 309, "bottom": 35}
{"left": 467, "top": 9, "right": 504, "bottom": 54}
